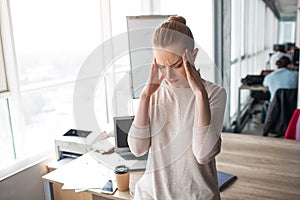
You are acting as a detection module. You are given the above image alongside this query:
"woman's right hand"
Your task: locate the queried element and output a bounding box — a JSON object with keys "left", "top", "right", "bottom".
{"left": 140, "top": 58, "right": 164, "bottom": 98}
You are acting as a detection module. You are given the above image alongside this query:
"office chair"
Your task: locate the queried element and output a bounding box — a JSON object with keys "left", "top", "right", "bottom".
{"left": 263, "top": 89, "right": 297, "bottom": 137}
{"left": 284, "top": 109, "right": 300, "bottom": 140}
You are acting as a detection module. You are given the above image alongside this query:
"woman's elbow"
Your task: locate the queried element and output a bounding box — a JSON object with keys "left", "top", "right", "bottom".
{"left": 128, "top": 136, "right": 150, "bottom": 156}
{"left": 193, "top": 139, "right": 221, "bottom": 164}
{"left": 194, "top": 149, "right": 220, "bottom": 164}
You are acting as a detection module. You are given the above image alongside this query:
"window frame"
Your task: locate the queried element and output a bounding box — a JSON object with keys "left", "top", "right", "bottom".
{"left": 0, "top": 35, "right": 8, "bottom": 93}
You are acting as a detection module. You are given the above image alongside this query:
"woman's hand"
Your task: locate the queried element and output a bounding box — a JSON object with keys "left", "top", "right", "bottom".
{"left": 182, "top": 48, "right": 206, "bottom": 93}
{"left": 183, "top": 48, "right": 211, "bottom": 127}
{"left": 141, "top": 58, "right": 165, "bottom": 99}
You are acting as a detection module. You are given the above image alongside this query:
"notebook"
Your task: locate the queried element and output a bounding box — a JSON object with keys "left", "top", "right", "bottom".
{"left": 113, "top": 116, "right": 148, "bottom": 170}
{"left": 217, "top": 171, "right": 237, "bottom": 191}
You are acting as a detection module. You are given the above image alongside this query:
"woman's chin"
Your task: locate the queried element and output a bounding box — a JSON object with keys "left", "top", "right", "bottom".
{"left": 168, "top": 79, "right": 178, "bottom": 84}
{"left": 168, "top": 79, "right": 189, "bottom": 88}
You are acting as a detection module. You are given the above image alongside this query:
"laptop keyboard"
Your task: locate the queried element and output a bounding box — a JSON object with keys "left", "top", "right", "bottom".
{"left": 121, "top": 153, "right": 148, "bottom": 161}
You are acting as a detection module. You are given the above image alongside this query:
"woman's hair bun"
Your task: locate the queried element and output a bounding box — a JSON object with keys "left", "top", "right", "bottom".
{"left": 168, "top": 16, "right": 186, "bottom": 25}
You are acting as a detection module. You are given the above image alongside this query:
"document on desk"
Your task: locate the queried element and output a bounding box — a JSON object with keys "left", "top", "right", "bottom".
{"left": 92, "top": 137, "right": 115, "bottom": 154}
{"left": 60, "top": 153, "right": 116, "bottom": 192}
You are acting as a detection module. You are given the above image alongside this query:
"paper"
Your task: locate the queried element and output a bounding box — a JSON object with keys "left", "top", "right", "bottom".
{"left": 60, "top": 153, "right": 116, "bottom": 191}
{"left": 85, "top": 131, "right": 109, "bottom": 146}
{"left": 92, "top": 138, "right": 115, "bottom": 154}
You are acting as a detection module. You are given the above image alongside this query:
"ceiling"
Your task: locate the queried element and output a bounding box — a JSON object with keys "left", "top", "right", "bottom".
{"left": 264, "top": 0, "right": 298, "bottom": 21}
{"left": 275, "top": 0, "right": 298, "bottom": 19}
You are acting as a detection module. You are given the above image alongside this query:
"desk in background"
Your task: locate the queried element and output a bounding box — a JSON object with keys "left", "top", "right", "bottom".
{"left": 236, "top": 85, "right": 268, "bottom": 132}
{"left": 43, "top": 133, "right": 300, "bottom": 200}
{"left": 217, "top": 133, "right": 300, "bottom": 199}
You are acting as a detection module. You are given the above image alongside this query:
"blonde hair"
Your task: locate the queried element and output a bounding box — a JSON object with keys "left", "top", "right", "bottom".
{"left": 153, "top": 16, "right": 194, "bottom": 54}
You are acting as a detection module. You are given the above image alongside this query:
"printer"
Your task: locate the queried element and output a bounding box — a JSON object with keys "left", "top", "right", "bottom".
{"left": 55, "top": 129, "right": 105, "bottom": 160}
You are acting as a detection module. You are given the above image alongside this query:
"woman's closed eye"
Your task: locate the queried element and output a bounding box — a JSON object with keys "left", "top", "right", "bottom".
{"left": 157, "top": 63, "right": 166, "bottom": 69}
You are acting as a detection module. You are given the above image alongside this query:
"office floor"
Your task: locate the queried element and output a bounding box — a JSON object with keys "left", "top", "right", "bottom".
{"left": 240, "top": 102, "right": 285, "bottom": 138}
{"left": 240, "top": 103, "right": 264, "bottom": 136}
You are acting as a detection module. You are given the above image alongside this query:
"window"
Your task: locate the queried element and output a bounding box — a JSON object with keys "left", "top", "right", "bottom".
{"left": 229, "top": 0, "right": 278, "bottom": 121}
{"left": 0, "top": 40, "right": 7, "bottom": 92}
{"left": 160, "top": 0, "right": 214, "bottom": 81}
{"left": 0, "top": 0, "right": 104, "bottom": 178}
{"left": 0, "top": 98, "right": 15, "bottom": 165}
{"left": 279, "top": 21, "right": 296, "bottom": 44}
{"left": 1, "top": 0, "right": 149, "bottom": 179}
{"left": 96, "top": 0, "right": 146, "bottom": 123}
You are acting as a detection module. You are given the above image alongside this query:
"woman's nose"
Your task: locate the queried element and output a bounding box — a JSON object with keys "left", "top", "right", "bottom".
{"left": 166, "top": 67, "right": 175, "bottom": 79}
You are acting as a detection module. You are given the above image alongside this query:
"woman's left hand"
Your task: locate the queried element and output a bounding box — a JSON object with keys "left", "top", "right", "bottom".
{"left": 182, "top": 48, "right": 206, "bottom": 94}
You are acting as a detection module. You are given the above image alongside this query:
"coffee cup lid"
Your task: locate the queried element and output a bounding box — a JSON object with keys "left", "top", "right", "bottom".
{"left": 114, "top": 165, "right": 129, "bottom": 174}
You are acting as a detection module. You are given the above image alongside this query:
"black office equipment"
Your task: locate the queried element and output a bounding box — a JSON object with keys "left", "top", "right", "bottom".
{"left": 241, "top": 75, "right": 265, "bottom": 86}
{"left": 217, "top": 171, "right": 237, "bottom": 191}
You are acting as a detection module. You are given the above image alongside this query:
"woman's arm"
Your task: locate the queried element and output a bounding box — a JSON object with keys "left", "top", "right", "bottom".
{"left": 192, "top": 88, "right": 227, "bottom": 164}
{"left": 127, "top": 95, "right": 151, "bottom": 156}
{"left": 128, "top": 59, "right": 164, "bottom": 156}
{"left": 182, "top": 49, "right": 211, "bottom": 127}
{"left": 182, "top": 49, "right": 226, "bottom": 164}
{"left": 134, "top": 58, "right": 164, "bottom": 128}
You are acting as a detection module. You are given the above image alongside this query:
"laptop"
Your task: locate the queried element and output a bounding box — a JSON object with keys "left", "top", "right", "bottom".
{"left": 113, "top": 116, "right": 148, "bottom": 170}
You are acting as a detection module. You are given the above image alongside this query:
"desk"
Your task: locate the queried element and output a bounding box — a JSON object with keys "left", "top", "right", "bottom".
{"left": 236, "top": 85, "right": 268, "bottom": 132}
{"left": 43, "top": 133, "right": 300, "bottom": 200}
{"left": 217, "top": 133, "right": 300, "bottom": 199}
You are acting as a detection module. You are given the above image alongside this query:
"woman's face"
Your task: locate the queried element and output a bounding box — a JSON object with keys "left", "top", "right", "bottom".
{"left": 154, "top": 49, "right": 189, "bottom": 88}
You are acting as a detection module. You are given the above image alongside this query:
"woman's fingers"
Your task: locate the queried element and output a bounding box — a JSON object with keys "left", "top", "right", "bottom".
{"left": 154, "top": 57, "right": 157, "bottom": 65}
{"left": 158, "top": 74, "right": 165, "bottom": 84}
{"left": 183, "top": 52, "right": 191, "bottom": 77}
{"left": 150, "top": 58, "right": 159, "bottom": 81}
{"left": 185, "top": 49, "right": 194, "bottom": 65}
{"left": 183, "top": 50, "right": 202, "bottom": 83}
{"left": 183, "top": 50, "right": 197, "bottom": 77}
{"left": 192, "top": 48, "right": 199, "bottom": 62}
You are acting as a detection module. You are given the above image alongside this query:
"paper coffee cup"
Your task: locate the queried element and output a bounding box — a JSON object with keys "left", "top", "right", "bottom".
{"left": 114, "top": 165, "right": 130, "bottom": 191}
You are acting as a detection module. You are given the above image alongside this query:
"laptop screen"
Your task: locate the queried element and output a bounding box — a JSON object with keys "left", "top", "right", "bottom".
{"left": 114, "top": 116, "right": 134, "bottom": 148}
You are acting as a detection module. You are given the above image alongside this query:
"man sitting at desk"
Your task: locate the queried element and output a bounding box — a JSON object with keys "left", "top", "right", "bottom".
{"left": 269, "top": 44, "right": 293, "bottom": 70}
{"left": 261, "top": 56, "right": 298, "bottom": 123}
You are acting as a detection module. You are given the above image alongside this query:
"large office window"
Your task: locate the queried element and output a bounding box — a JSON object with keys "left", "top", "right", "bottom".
{"left": 10, "top": 0, "right": 103, "bottom": 157}
{"left": 0, "top": 98, "right": 15, "bottom": 165}
{"left": 279, "top": 21, "right": 296, "bottom": 44}
{"left": 0, "top": 41, "right": 7, "bottom": 92}
{"left": 94, "top": 0, "right": 145, "bottom": 128}
{"left": 0, "top": 0, "right": 150, "bottom": 179}
{"left": 0, "top": 0, "right": 103, "bottom": 176}
{"left": 229, "top": 0, "right": 278, "bottom": 122}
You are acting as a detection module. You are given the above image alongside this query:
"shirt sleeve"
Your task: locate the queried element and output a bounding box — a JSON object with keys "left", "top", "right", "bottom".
{"left": 263, "top": 75, "right": 269, "bottom": 87}
{"left": 192, "top": 86, "right": 227, "bottom": 164}
{"left": 128, "top": 123, "right": 151, "bottom": 157}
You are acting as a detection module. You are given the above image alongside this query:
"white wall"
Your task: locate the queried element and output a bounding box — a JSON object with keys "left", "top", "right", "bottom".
{"left": 0, "top": 158, "right": 52, "bottom": 200}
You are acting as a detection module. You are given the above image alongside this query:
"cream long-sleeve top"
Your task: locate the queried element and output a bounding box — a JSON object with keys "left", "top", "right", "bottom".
{"left": 128, "top": 79, "right": 227, "bottom": 200}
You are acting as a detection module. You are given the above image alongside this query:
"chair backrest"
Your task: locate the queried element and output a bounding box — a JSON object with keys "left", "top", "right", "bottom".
{"left": 296, "top": 115, "right": 300, "bottom": 140}
{"left": 284, "top": 109, "right": 300, "bottom": 140}
{"left": 263, "top": 88, "right": 298, "bottom": 137}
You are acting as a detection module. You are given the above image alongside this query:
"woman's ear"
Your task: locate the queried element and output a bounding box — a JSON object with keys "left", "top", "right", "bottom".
{"left": 192, "top": 48, "right": 199, "bottom": 62}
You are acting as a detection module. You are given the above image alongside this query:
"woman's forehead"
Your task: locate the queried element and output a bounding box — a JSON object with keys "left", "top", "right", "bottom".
{"left": 154, "top": 50, "right": 182, "bottom": 64}
{"left": 153, "top": 44, "right": 185, "bottom": 56}
{"left": 154, "top": 49, "right": 182, "bottom": 58}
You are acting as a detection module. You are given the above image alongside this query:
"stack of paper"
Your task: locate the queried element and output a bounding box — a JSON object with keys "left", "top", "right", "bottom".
{"left": 56, "top": 152, "right": 116, "bottom": 193}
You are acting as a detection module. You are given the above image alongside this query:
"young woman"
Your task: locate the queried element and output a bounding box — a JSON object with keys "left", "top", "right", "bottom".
{"left": 128, "top": 16, "right": 227, "bottom": 200}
